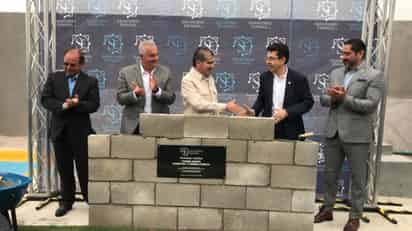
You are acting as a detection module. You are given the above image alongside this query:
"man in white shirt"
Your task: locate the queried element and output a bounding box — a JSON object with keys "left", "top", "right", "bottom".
{"left": 251, "top": 42, "right": 314, "bottom": 139}
{"left": 117, "top": 40, "right": 175, "bottom": 134}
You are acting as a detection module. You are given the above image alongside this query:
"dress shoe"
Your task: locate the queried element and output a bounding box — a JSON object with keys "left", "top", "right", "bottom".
{"left": 343, "top": 218, "right": 360, "bottom": 231}
{"left": 314, "top": 206, "right": 333, "bottom": 223}
{"left": 55, "top": 205, "right": 72, "bottom": 217}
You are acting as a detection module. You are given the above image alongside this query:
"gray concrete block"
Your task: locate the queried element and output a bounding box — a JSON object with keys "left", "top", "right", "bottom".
{"left": 184, "top": 115, "right": 229, "bottom": 138}
{"left": 111, "top": 182, "right": 155, "bottom": 205}
{"left": 88, "top": 135, "right": 111, "bottom": 158}
{"left": 139, "top": 113, "right": 184, "bottom": 138}
{"left": 178, "top": 208, "right": 222, "bottom": 230}
{"left": 246, "top": 188, "right": 292, "bottom": 211}
{"left": 224, "top": 209, "right": 269, "bottom": 231}
{"left": 111, "top": 135, "right": 155, "bottom": 159}
{"left": 89, "top": 205, "right": 132, "bottom": 227}
{"left": 157, "top": 137, "right": 201, "bottom": 146}
{"left": 134, "top": 160, "right": 177, "bottom": 183}
{"left": 229, "top": 116, "right": 274, "bottom": 141}
{"left": 133, "top": 206, "right": 177, "bottom": 230}
{"left": 292, "top": 190, "right": 316, "bottom": 213}
{"left": 179, "top": 178, "right": 224, "bottom": 184}
{"left": 202, "top": 138, "right": 247, "bottom": 162}
{"left": 89, "top": 159, "right": 132, "bottom": 181}
{"left": 248, "top": 141, "right": 294, "bottom": 164}
{"left": 378, "top": 155, "right": 412, "bottom": 197}
{"left": 156, "top": 183, "right": 200, "bottom": 206}
{"left": 225, "top": 163, "right": 270, "bottom": 186}
{"left": 201, "top": 185, "right": 246, "bottom": 209}
{"left": 271, "top": 166, "right": 317, "bottom": 190}
{"left": 88, "top": 182, "right": 110, "bottom": 204}
{"left": 269, "top": 212, "right": 313, "bottom": 231}
{"left": 294, "top": 141, "right": 319, "bottom": 166}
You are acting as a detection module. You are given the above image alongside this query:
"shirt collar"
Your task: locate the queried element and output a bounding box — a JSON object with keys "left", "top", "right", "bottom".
{"left": 345, "top": 61, "right": 366, "bottom": 73}
{"left": 139, "top": 63, "right": 156, "bottom": 75}
{"left": 190, "top": 67, "right": 210, "bottom": 81}
{"left": 274, "top": 65, "right": 288, "bottom": 80}
{"left": 66, "top": 73, "right": 79, "bottom": 80}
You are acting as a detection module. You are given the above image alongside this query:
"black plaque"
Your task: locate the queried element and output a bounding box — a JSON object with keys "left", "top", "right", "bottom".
{"left": 157, "top": 145, "right": 226, "bottom": 178}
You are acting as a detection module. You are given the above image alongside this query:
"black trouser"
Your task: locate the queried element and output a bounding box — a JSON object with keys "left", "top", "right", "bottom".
{"left": 53, "top": 127, "right": 88, "bottom": 206}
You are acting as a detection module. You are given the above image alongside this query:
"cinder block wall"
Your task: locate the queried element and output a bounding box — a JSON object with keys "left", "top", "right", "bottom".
{"left": 88, "top": 114, "right": 319, "bottom": 231}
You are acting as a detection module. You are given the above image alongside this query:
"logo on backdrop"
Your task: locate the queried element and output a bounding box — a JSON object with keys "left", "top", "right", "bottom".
{"left": 331, "top": 37, "right": 345, "bottom": 55}
{"left": 199, "top": 36, "right": 220, "bottom": 55}
{"left": 135, "top": 34, "right": 155, "bottom": 47}
{"left": 118, "top": 0, "right": 140, "bottom": 19}
{"left": 299, "top": 38, "right": 320, "bottom": 57}
{"left": 103, "top": 34, "right": 124, "bottom": 55}
{"left": 87, "top": 69, "right": 107, "bottom": 91}
{"left": 317, "top": 0, "right": 338, "bottom": 21}
{"left": 88, "top": 0, "right": 106, "bottom": 18}
{"left": 313, "top": 73, "right": 329, "bottom": 91}
{"left": 215, "top": 72, "right": 236, "bottom": 93}
{"left": 217, "top": 0, "right": 239, "bottom": 19}
{"left": 56, "top": 0, "right": 74, "bottom": 19}
{"left": 233, "top": 36, "right": 254, "bottom": 57}
{"left": 266, "top": 36, "right": 287, "bottom": 47}
{"left": 167, "top": 35, "right": 187, "bottom": 56}
{"left": 100, "top": 104, "right": 122, "bottom": 133}
{"left": 250, "top": 0, "right": 271, "bottom": 20}
{"left": 71, "top": 34, "right": 91, "bottom": 54}
{"left": 248, "top": 72, "right": 261, "bottom": 93}
{"left": 182, "top": 0, "right": 203, "bottom": 19}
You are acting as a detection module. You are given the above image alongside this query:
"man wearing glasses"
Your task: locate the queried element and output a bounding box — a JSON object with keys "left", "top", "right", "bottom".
{"left": 41, "top": 48, "right": 100, "bottom": 217}
{"left": 248, "top": 42, "right": 314, "bottom": 140}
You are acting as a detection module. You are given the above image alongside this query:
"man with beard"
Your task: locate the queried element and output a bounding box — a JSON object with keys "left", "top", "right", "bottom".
{"left": 181, "top": 47, "right": 244, "bottom": 115}
{"left": 314, "top": 39, "right": 384, "bottom": 231}
{"left": 117, "top": 39, "right": 175, "bottom": 134}
{"left": 248, "top": 42, "right": 314, "bottom": 140}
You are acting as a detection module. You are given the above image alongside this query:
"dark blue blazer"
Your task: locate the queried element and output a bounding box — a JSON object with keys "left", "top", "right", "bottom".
{"left": 252, "top": 68, "right": 314, "bottom": 140}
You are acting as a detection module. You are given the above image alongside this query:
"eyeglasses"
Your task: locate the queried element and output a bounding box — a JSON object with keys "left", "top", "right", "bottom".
{"left": 266, "top": 56, "right": 280, "bottom": 61}
{"left": 64, "top": 62, "right": 78, "bottom": 67}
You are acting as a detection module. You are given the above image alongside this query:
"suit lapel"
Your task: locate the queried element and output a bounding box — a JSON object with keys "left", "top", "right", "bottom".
{"left": 134, "top": 65, "right": 144, "bottom": 88}
{"left": 346, "top": 68, "right": 367, "bottom": 90}
{"left": 72, "top": 72, "right": 86, "bottom": 97}
{"left": 283, "top": 71, "right": 293, "bottom": 107}
{"left": 267, "top": 72, "right": 274, "bottom": 109}
{"left": 59, "top": 72, "right": 70, "bottom": 98}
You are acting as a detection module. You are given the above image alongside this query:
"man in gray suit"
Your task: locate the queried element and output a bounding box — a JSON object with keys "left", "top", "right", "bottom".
{"left": 117, "top": 40, "right": 175, "bottom": 134}
{"left": 314, "top": 39, "right": 384, "bottom": 231}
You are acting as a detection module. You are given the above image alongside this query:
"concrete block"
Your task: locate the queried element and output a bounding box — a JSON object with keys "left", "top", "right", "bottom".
{"left": 89, "top": 159, "right": 132, "bottom": 181}
{"left": 178, "top": 208, "right": 222, "bottom": 230}
{"left": 88, "top": 135, "right": 110, "bottom": 158}
{"left": 133, "top": 206, "right": 177, "bottom": 230}
{"left": 184, "top": 115, "right": 229, "bottom": 138}
{"left": 294, "top": 141, "right": 319, "bottom": 166}
{"left": 88, "top": 182, "right": 110, "bottom": 204}
{"left": 202, "top": 138, "right": 247, "bottom": 162}
{"left": 201, "top": 185, "right": 246, "bottom": 209}
{"left": 134, "top": 160, "right": 177, "bottom": 183}
{"left": 229, "top": 116, "right": 274, "bottom": 141}
{"left": 139, "top": 113, "right": 184, "bottom": 138}
{"left": 111, "top": 182, "right": 155, "bottom": 205}
{"left": 225, "top": 163, "right": 270, "bottom": 186}
{"left": 269, "top": 212, "right": 313, "bottom": 231}
{"left": 156, "top": 183, "right": 200, "bottom": 206}
{"left": 292, "top": 190, "right": 316, "bottom": 213}
{"left": 111, "top": 135, "right": 155, "bottom": 159}
{"left": 89, "top": 205, "right": 132, "bottom": 227}
{"left": 271, "top": 165, "right": 317, "bottom": 190}
{"left": 157, "top": 137, "right": 201, "bottom": 146}
{"left": 224, "top": 209, "right": 268, "bottom": 231}
{"left": 246, "top": 188, "right": 291, "bottom": 211}
{"left": 179, "top": 178, "right": 224, "bottom": 184}
{"left": 378, "top": 155, "right": 412, "bottom": 197}
{"left": 248, "top": 141, "right": 294, "bottom": 164}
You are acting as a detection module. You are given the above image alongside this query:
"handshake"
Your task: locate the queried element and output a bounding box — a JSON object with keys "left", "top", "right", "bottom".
{"left": 226, "top": 100, "right": 255, "bottom": 116}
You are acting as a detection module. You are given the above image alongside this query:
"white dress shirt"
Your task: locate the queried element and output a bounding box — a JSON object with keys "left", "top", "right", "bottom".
{"left": 272, "top": 67, "right": 288, "bottom": 111}
{"left": 133, "top": 64, "right": 162, "bottom": 113}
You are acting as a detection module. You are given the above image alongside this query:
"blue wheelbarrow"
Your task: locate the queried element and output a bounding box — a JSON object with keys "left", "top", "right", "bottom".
{"left": 0, "top": 172, "right": 31, "bottom": 231}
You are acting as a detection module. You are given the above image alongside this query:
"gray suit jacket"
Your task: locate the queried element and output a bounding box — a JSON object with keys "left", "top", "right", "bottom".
{"left": 320, "top": 63, "right": 384, "bottom": 143}
{"left": 116, "top": 63, "right": 175, "bottom": 134}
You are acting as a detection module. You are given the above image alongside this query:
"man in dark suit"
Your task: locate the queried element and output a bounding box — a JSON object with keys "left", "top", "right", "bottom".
{"left": 250, "top": 43, "right": 314, "bottom": 140}
{"left": 41, "top": 48, "right": 100, "bottom": 217}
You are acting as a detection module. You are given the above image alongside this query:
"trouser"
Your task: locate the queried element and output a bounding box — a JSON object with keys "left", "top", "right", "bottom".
{"left": 53, "top": 128, "right": 88, "bottom": 206}
{"left": 323, "top": 134, "right": 369, "bottom": 219}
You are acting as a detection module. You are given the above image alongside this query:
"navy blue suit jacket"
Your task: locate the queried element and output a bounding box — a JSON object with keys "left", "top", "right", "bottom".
{"left": 252, "top": 68, "right": 314, "bottom": 140}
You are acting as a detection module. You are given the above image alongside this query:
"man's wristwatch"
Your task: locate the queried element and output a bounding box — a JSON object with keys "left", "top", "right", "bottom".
{"left": 152, "top": 87, "right": 159, "bottom": 94}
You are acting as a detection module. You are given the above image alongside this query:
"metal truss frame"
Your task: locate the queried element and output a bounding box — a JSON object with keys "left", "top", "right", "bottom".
{"left": 26, "top": 0, "right": 397, "bottom": 205}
